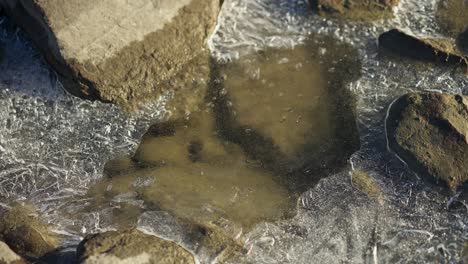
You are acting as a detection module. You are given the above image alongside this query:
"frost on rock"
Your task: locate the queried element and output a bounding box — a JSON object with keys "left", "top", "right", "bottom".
{"left": 0, "top": 0, "right": 467, "bottom": 263}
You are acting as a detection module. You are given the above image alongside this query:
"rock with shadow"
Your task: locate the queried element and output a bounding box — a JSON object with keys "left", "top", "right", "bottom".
{"left": 386, "top": 92, "right": 468, "bottom": 191}
{"left": 379, "top": 29, "right": 468, "bottom": 68}
{"left": 0, "top": 203, "right": 59, "bottom": 260}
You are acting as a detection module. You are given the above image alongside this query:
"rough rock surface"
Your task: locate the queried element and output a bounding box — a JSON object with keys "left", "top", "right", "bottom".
{"left": 0, "top": 241, "right": 25, "bottom": 264}
{"left": 0, "top": 0, "right": 220, "bottom": 108}
{"left": 386, "top": 92, "right": 468, "bottom": 190}
{"left": 76, "top": 230, "right": 195, "bottom": 264}
{"left": 351, "top": 170, "right": 384, "bottom": 204}
{"left": 309, "top": 0, "right": 400, "bottom": 21}
{"left": 379, "top": 29, "right": 468, "bottom": 67}
{"left": 0, "top": 204, "right": 58, "bottom": 259}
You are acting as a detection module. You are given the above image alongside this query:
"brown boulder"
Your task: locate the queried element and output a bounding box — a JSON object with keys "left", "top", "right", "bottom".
{"left": 0, "top": 0, "right": 221, "bottom": 109}
{"left": 386, "top": 92, "right": 468, "bottom": 190}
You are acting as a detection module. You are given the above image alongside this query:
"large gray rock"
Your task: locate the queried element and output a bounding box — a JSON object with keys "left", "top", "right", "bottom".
{"left": 76, "top": 230, "right": 195, "bottom": 264}
{"left": 386, "top": 92, "right": 468, "bottom": 190}
{"left": 0, "top": 0, "right": 221, "bottom": 108}
{"left": 0, "top": 241, "right": 25, "bottom": 264}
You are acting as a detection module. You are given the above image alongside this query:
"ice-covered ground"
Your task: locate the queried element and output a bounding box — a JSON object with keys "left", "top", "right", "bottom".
{"left": 0, "top": 0, "right": 467, "bottom": 263}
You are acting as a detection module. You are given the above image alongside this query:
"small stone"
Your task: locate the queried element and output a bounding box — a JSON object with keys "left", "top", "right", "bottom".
{"left": 96, "top": 34, "right": 362, "bottom": 263}
{"left": 0, "top": 204, "right": 58, "bottom": 259}
{"left": 386, "top": 92, "right": 468, "bottom": 190}
{"left": 76, "top": 229, "right": 195, "bottom": 264}
{"left": 309, "top": 0, "right": 400, "bottom": 21}
{"left": 351, "top": 170, "right": 384, "bottom": 205}
{"left": 379, "top": 29, "right": 468, "bottom": 67}
{"left": 0, "top": 241, "right": 25, "bottom": 264}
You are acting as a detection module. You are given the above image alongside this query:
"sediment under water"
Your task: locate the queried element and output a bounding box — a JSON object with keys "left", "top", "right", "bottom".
{"left": 88, "top": 35, "right": 362, "bottom": 232}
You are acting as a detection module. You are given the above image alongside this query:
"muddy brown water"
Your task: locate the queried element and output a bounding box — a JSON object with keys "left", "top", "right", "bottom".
{"left": 87, "top": 35, "right": 362, "bottom": 233}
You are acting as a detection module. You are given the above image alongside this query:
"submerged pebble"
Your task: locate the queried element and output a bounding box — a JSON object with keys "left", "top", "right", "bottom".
{"left": 0, "top": 203, "right": 58, "bottom": 259}
{"left": 386, "top": 92, "right": 468, "bottom": 190}
{"left": 77, "top": 229, "right": 195, "bottom": 264}
{"left": 379, "top": 29, "right": 468, "bottom": 68}
{"left": 87, "top": 36, "right": 363, "bottom": 263}
{"left": 0, "top": 241, "right": 25, "bottom": 264}
{"left": 100, "top": 110, "right": 296, "bottom": 228}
